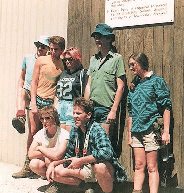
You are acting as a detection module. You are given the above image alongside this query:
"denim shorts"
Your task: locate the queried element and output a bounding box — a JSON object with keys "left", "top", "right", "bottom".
{"left": 55, "top": 100, "right": 74, "bottom": 125}
{"left": 36, "top": 95, "right": 54, "bottom": 109}
{"left": 93, "top": 105, "right": 111, "bottom": 123}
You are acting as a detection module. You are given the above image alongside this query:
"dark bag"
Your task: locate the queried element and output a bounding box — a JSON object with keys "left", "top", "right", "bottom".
{"left": 153, "top": 117, "right": 163, "bottom": 141}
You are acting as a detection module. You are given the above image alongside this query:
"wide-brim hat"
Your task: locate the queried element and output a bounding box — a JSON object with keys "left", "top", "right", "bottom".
{"left": 91, "top": 23, "right": 115, "bottom": 38}
{"left": 34, "top": 35, "right": 50, "bottom": 47}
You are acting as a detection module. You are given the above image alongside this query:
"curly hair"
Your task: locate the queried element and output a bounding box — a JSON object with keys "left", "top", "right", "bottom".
{"left": 48, "top": 36, "right": 65, "bottom": 50}
{"left": 73, "top": 97, "right": 93, "bottom": 114}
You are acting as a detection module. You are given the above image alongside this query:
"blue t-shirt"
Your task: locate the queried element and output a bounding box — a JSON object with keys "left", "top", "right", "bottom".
{"left": 22, "top": 54, "right": 36, "bottom": 90}
{"left": 127, "top": 72, "right": 172, "bottom": 133}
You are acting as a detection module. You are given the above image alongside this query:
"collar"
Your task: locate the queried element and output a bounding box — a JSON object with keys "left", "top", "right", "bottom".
{"left": 94, "top": 50, "right": 114, "bottom": 60}
{"left": 145, "top": 71, "right": 153, "bottom": 78}
{"left": 66, "top": 65, "right": 83, "bottom": 75}
{"left": 140, "top": 71, "right": 154, "bottom": 82}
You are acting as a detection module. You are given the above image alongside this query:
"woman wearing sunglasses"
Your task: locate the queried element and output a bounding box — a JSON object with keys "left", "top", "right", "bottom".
{"left": 28, "top": 105, "right": 69, "bottom": 178}
{"left": 127, "top": 53, "right": 172, "bottom": 193}
{"left": 55, "top": 47, "right": 88, "bottom": 132}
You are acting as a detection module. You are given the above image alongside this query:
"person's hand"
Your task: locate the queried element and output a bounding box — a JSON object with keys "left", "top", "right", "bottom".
{"left": 67, "top": 157, "right": 83, "bottom": 169}
{"left": 46, "top": 162, "right": 55, "bottom": 183}
{"left": 130, "top": 82, "right": 135, "bottom": 90}
{"left": 162, "top": 131, "right": 170, "bottom": 145}
{"left": 36, "top": 145, "right": 41, "bottom": 151}
{"left": 32, "top": 105, "right": 38, "bottom": 114}
{"left": 106, "top": 110, "right": 116, "bottom": 124}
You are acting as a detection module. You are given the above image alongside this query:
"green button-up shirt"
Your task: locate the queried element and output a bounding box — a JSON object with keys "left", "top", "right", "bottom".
{"left": 89, "top": 50, "right": 125, "bottom": 107}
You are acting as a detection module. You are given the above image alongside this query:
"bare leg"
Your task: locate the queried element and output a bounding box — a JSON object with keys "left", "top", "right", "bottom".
{"left": 29, "top": 159, "right": 47, "bottom": 177}
{"left": 27, "top": 111, "right": 40, "bottom": 152}
{"left": 146, "top": 151, "right": 159, "bottom": 193}
{"left": 93, "top": 162, "right": 114, "bottom": 193}
{"left": 16, "top": 88, "right": 30, "bottom": 112}
{"left": 12, "top": 89, "right": 30, "bottom": 133}
{"left": 133, "top": 147, "right": 146, "bottom": 191}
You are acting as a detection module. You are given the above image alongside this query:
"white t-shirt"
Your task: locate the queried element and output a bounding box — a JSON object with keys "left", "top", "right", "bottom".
{"left": 33, "top": 126, "right": 69, "bottom": 148}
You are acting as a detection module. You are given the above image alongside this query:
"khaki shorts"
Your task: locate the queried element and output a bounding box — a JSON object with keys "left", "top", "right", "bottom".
{"left": 81, "top": 164, "right": 97, "bottom": 183}
{"left": 131, "top": 129, "right": 160, "bottom": 152}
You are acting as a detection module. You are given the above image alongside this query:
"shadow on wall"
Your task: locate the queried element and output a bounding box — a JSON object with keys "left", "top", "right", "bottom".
{"left": 110, "top": 76, "right": 128, "bottom": 158}
{"left": 158, "top": 110, "right": 178, "bottom": 188}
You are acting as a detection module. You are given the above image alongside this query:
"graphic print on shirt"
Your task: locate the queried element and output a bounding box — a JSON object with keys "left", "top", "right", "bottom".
{"left": 56, "top": 77, "right": 75, "bottom": 100}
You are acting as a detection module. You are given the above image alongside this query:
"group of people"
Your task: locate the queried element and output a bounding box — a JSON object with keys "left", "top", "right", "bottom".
{"left": 11, "top": 23, "right": 172, "bottom": 193}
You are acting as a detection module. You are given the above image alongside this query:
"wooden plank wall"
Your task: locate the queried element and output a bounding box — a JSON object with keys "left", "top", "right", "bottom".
{"left": 0, "top": 0, "right": 68, "bottom": 166}
{"left": 67, "top": 0, "right": 184, "bottom": 188}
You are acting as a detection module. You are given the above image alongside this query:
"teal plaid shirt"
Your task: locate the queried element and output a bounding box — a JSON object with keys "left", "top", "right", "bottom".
{"left": 65, "top": 121, "right": 127, "bottom": 182}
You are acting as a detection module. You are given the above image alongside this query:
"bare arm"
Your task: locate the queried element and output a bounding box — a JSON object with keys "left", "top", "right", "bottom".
{"left": 67, "top": 155, "right": 96, "bottom": 169}
{"left": 28, "top": 140, "right": 44, "bottom": 160}
{"left": 16, "top": 69, "right": 26, "bottom": 109}
{"left": 53, "top": 96, "right": 59, "bottom": 106}
{"left": 46, "top": 155, "right": 96, "bottom": 182}
{"left": 31, "top": 58, "right": 41, "bottom": 113}
{"left": 36, "top": 139, "right": 68, "bottom": 161}
{"left": 162, "top": 109, "right": 170, "bottom": 145}
{"left": 128, "top": 117, "right": 132, "bottom": 147}
{"left": 17, "top": 69, "right": 26, "bottom": 93}
{"left": 106, "top": 77, "right": 125, "bottom": 122}
{"left": 84, "top": 76, "right": 91, "bottom": 100}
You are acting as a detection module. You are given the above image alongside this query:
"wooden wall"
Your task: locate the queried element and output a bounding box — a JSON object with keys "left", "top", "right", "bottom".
{"left": 0, "top": 0, "right": 68, "bottom": 166}
{"left": 67, "top": 0, "right": 184, "bottom": 188}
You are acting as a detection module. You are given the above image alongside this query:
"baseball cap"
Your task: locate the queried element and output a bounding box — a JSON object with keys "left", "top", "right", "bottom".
{"left": 91, "top": 23, "right": 115, "bottom": 37}
{"left": 34, "top": 35, "right": 50, "bottom": 47}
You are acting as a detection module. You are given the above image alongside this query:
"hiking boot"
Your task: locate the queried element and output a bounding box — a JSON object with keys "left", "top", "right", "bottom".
{"left": 12, "top": 115, "right": 26, "bottom": 134}
{"left": 45, "top": 182, "right": 60, "bottom": 193}
{"left": 45, "top": 182, "right": 85, "bottom": 193}
{"left": 12, "top": 155, "right": 34, "bottom": 178}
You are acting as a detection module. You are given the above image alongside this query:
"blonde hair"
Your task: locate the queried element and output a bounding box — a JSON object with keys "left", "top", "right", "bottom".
{"left": 39, "top": 106, "right": 60, "bottom": 126}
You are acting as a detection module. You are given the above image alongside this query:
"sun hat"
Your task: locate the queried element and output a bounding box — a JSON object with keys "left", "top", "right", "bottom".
{"left": 34, "top": 35, "right": 50, "bottom": 47}
{"left": 91, "top": 23, "right": 114, "bottom": 37}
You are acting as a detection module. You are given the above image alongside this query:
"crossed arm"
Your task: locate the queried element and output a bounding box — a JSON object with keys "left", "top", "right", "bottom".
{"left": 28, "top": 139, "right": 68, "bottom": 161}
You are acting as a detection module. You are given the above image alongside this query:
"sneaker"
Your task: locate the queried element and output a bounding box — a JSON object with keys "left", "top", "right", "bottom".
{"left": 12, "top": 116, "right": 26, "bottom": 134}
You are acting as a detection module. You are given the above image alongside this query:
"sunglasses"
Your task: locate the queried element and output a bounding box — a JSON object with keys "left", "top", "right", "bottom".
{"left": 129, "top": 62, "right": 135, "bottom": 68}
{"left": 93, "top": 34, "right": 102, "bottom": 40}
{"left": 62, "top": 57, "right": 73, "bottom": 63}
{"left": 36, "top": 44, "right": 47, "bottom": 49}
{"left": 40, "top": 116, "right": 53, "bottom": 122}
